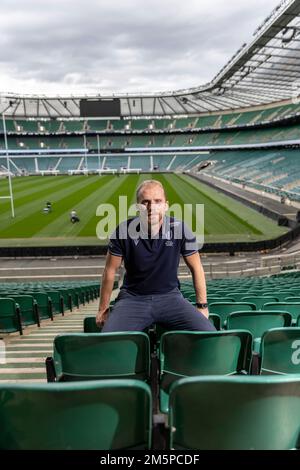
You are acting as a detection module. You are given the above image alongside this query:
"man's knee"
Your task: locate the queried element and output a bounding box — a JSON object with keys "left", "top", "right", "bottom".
{"left": 162, "top": 297, "right": 216, "bottom": 331}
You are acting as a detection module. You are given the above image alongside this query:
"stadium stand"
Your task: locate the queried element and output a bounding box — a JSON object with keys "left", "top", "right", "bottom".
{"left": 1, "top": 271, "right": 300, "bottom": 449}
{"left": 1, "top": 0, "right": 300, "bottom": 452}
{"left": 2, "top": 120, "right": 300, "bottom": 202}
{"left": 2, "top": 101, "right": 300, "bottom": 134}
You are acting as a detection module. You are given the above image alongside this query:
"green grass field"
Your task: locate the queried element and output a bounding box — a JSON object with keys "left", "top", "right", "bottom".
{"left": 0, "top": 173, "right": 287, "bottom": 246}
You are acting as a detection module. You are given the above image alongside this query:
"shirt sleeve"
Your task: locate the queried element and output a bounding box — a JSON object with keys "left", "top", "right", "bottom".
{"left": 108, "top": 226, "right": 124, "bottom": 257}
{"left": 180, "top": 222, "right": 199, "bottom": 257}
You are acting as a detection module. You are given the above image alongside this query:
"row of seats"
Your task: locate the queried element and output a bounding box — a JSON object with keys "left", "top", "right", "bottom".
{"left": 206, "top": 148, "right": 300, "bottom": 199}
{"left": 182, "top": 275, "right": 300, "bottom": 341}
{"left": 1, "top": 375, "right": 300, "bottom": 450}
{"left": 0, "top": 153, "right": 201, "bottom": 174}
{"left": 182, "top": 269, "right": 300, "bottom": 292}
{"left": 2, "top": 124, "right": 300, "bottom": 149}
{"left": 209, "top": 302, "right": 299, "bottom": 326}
{"left": 0, "top": 281, "right": 100, "bottom": 335}
{"left": 1, "top": 274, "right": 300, "bottom": 449}
{"left": 2, "top": 100, "right": 300, "bottom": 134}
{"left": 1, "top": 329, "right": 300, "bottom": 449}
{"left": 47, "top": 327, "right": 300, "bottom": 410}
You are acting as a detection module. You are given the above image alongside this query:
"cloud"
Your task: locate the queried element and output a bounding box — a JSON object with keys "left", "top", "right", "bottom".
{"left": 0, "top": 0, "right": 280, "bottom": 95}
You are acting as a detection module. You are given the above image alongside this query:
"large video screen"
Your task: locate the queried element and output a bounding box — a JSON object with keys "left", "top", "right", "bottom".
{"left": 80, "top": 98, "right": 121, "bottom": 117}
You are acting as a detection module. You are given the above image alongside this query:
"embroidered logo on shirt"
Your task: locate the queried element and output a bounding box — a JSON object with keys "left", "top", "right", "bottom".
{"left": 165, "top": 240, "right": 174, "bottom": 247}
{"left": 165, "top": 230, "right": 171, "bottom": 240}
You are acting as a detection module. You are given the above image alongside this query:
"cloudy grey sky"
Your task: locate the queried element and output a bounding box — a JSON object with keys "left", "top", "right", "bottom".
{"left": 0, "top": 0, "right": 280, "bottom": 95}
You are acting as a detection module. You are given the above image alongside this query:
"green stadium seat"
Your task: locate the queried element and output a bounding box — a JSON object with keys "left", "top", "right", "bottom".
{"left": 58, "top": 289, "right": 73, "bottom": 312}
{"left": 186, "top": 294, "right": 235, "bottom": 304}
{"left": 285, "top": 296, "right": 300, "bottom": 303}
{"left": 209, "top": 302, "right": 256, "bottom": 327}
{"left": 264, "top": 292, "right": 295, "bottom": 302}
{"left": 241, "top": 296, "right": 278, "bottom": 309}
{"left": 263, "top": 302, "right": 300, "bottom": 323}
{"left": 168, "top": 375, "right": 300, "bottom": 450}
{"left": 49, "top": 332, "right": 150, "bottom": 382}
{"left": 159, "top": 330, "right": 252, "bottom": 413}
{"left": 0, "top": 380, "right": 152, "bottom": 449}
{"left": 206, "top": 296, "right": 235, "bottom": 305}
{"left": 226, "top": 310, "right": 292, "bottom": 352}
{"left": 74, "top": 287, "right": 85, "bottom": 305}
{"left": 207, "top": 295, "right": 222, "bottom": 303}
{"left": 68, "top": 288, "right": 80, "bottom": 309}
{"left": 260, "top": 328, "right": 300, "bottom": 375}
{"left": 0, "top": 298, "right": 23, "bottom": 335}
{"left": 45, "top": 290, "right": 64, "bottom": 315}
{"left": 26, "top": 292, "right": 53, "bottom": 321}
{"left": 287, "top": 286, "right": 300, "bottom": 296}
{"left": 8, "top": 295, "right": 40, "bottom": 327}
{"left": 226, "top": 292, "right": 251, "bottom": 302}
{"left": 209, "top": 314, "right": 221, "bottom": 330}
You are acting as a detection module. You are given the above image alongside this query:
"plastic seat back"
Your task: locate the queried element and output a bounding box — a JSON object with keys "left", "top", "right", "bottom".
{"left": 227, "top": 310, "right": 292, "bottom": 340}
{"left": 241, "top": 296, "right": 278, "bottom": 310}
{"left": 0, "top": 298, "right": 21, "bottom": 333}
{"left": 169, "top": 375, "right": 300, "bottom": 450}
{"left": 260, "top": 327, "right": 300, "bottom": 375}
{"left": 26, "top": 292, "right": 52, "bottom": 320}
{"left": 160, "top": 330, "right": 252, "bottom": 413}
{"left": 263, "top": 302, "right": 300, "bottom": 322}
{"left": 209, "top": 302, "right": 256, "bottom": 326}
{"left": 8, "top": 295, "right": 38, "bottom": 326}
{"left": 0, "top": 380, "right": 152, "bottom": 449}
{"left": 53, "top": 332, "right": 150, "bottom": 382}
{"left": 209, "top": 314, "right": 221, "bottom": 330}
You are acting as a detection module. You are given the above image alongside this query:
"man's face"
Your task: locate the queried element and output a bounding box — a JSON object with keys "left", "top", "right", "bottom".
{"left": 137, "top": 184, "right": 168, "bottom": 228}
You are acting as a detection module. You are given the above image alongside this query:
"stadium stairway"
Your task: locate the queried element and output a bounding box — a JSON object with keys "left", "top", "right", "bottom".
{"left": 0, "top": 300, "right": 99, "bottom": 383}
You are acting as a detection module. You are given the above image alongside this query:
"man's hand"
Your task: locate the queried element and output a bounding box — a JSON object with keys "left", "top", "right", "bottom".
{"left": 197, "top": 307, "right": 209, "bottom": 319}
{"left": 96, "top": 307, "right": 110, "bottom": 327}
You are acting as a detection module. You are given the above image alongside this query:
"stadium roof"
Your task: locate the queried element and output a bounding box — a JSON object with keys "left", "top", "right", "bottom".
{"left": 1, "top": 0, "right": 300, "bottom": 118}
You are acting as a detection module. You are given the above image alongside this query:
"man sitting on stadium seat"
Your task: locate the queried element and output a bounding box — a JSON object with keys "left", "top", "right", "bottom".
{"left": 96, "top": 179, "right": 214, "bottom": 332}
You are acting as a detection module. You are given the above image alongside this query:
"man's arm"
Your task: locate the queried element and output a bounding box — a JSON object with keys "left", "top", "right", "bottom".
{"left": 96, "top": 253, "right": 123, "bottom": 327}
{"left": 183, "top": 252, "right": 209, "bottom": 318}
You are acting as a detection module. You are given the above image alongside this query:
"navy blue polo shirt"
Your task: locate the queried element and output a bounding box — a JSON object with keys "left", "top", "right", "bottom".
{"left": 108, "top": 216, "right": 198, "bottom": 295}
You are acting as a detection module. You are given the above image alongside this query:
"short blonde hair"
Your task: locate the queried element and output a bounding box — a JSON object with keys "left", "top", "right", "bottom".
{"left": 136, "top": 180, "right": 167, "bottom": 202}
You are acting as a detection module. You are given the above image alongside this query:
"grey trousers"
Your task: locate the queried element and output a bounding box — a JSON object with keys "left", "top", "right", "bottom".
{"left": 102, "top": 287, "right": 215, "bottom": 332}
